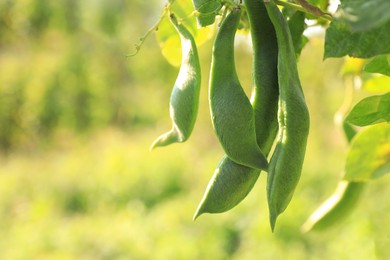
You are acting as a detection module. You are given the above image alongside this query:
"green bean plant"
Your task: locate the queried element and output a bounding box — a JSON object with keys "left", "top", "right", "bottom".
{"left": 133, "top": 0, "right": 390, "bottom": 232}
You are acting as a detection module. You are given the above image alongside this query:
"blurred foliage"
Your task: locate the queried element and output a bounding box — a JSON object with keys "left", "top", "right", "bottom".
{"left": 0, "top": 0, "right": 171, "bottom": 151}
{"left": 0, "top": 0, "right": 389, "bottom": 259}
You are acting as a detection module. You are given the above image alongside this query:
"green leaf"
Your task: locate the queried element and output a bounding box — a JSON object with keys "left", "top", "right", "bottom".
{"left": 346, "top": 93, "right": 390, "bottom": 126}
{"left": 156, "top": 17, "right": 182, "bottom": 67}
{"left": 307, "top": 0, "right": 329, "bottom": 11}
{"left": 335, "top": 0, "right": 390, "bottom": 32}
{"left": 364, "top": 55, "right": 390, "bottom": 76}
{"left": 342, "top": 121, "right": 357, "bottom": 143}
{"left": 324, "top": 19, "right": 390, "bottom": 59}
{"left": 363, "top": 75, "right": 390, "bottom": 93}
{"left": 287, "top": 11, "right": 307, "bottom": 58}
{"left": 344, "top": 123, "right": 390, "bottom": 181}
{"left": 340, "top": 57, "right": 365, "bottom": 76}
{"left": 192, "top": 0, "right": 221, "bottom": 27}
{"left": 156, "top": 0, "right": 214, "bottom": 66}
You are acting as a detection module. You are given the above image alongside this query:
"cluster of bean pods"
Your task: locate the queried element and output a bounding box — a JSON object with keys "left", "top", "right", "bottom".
{"left": 151, "top": 0, "right": 310, "bottom": 231}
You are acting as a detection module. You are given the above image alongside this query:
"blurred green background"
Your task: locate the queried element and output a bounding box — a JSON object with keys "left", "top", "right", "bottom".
{"left": 0, "top": 0, "right": 389, "bottom": 259}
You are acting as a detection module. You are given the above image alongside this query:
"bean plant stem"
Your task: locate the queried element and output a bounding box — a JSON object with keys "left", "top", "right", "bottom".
{"left": 128, "top": 1, "right": 175, "bottom": 57}
{"left": 274, "top": 0, "right": 332, "bottom": 21}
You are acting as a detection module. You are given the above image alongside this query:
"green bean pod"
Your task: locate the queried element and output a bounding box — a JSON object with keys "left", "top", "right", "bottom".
{"left": 209, "top": 7, "right": 268, "bottom": 170}
{"left": 265, "top": 2, "right": 310, "bottom": 231}
{"left": 248, "top": 0, "right": 279, "bottom": 152}
{"left": 301, "top": 122, "right": 366, "bottom": 232}
{"left": 193, "top": 156, "right": 261, "bottom": 219}
{"left": 301, "top": 181, "right": 365, "bottom": 232}
{"left": 151, "top": 13, "right": 201, "bottom": 149}
{"left": 193, "top": 0, "right": 279, "bottom": 219}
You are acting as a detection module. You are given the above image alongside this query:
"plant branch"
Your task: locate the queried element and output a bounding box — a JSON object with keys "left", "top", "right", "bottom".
{"left": 128, "top": 1, "right": 175, "bottom": 57}
{"left": 274, "top": 0, "right": 332, "bottom": 22}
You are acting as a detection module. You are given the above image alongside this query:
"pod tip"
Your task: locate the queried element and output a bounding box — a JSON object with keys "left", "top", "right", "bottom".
{"left": 193, "top": 204, "right": 205, "bottom": 221}
{"left": 269, "top": 211, "right": 279, "bottom": 233}
{"left": 150, "top": 131, "right": 181, "bottom": 151}
{"left": 149, "top": 139, "right": 160, "bottom": 151}
{"left": 193, "top": 211, "right": 201, "bottom": 221}
{"left": 300, "top": 221, "right": 313, "bottom": 234}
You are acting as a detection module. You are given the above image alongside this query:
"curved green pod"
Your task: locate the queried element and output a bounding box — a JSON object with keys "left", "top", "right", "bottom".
{"left": 301, "top": 181, "right": 365, "bottom": 232}
{"left": 265, "top": 2, "right": 310, "bottom": 231}
{"left": 194, "top": 0, "right": 279, "bottom": 219}
{"left": 194, "top": 155, "right": 261, "bottom": 219}
{"left": 301, "top": 121, "right": 364, "bottom": 232}
{"left": 209, "top": 7, "right": 268, "bottom": 171}
{"left": 151, "top": 13, "right": 201, "bottom": 149}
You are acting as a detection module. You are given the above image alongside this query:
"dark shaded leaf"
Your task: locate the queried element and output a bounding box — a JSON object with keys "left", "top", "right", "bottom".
{"left": 335, "top": 0, "right": 390, "bottom": 32}
{"left": 192, "top": 0, "right": 221, "bottom": 27}
{"left": 287, "top": 11, "right": 307, "bottom": 58}
{"left": 324, "top": 19, "right": 390, "bottom": 59}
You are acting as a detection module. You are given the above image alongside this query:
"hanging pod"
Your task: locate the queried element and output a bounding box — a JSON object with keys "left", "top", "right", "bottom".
{"left": 301, "top": 181, "right": 365, "bottom": 232}
{"left": 193, "top": 156, "right": 261, "bottom": 219}
{"left": 151, "top": 13, "right": 201, "bottom": 149}
{"left": 194, "top": 0, "right": 279, "bottom": 219}
{"left": 302, "top": 122, "right": 365, "bottom": 232}
{"left": 209, "top": 7, "right": 268, "bottom": 171}
{"left": 248, "top": 0, "right": 279, "bottom": 154}
{"left": 265, "top": 2, "right": 310, "bottom": 231}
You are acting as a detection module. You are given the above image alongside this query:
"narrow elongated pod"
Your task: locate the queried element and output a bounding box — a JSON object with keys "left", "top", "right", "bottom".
{"left": 194, "top": 0, "right": 279, "bottom": 219}
{"left": 209, "top": 7, "right": 268, "bottom": 170}
{"left": 265, "top": 2, "right": 310, "bottom": 231}
{"left": 301, "top": 181, "right": 365, "bottom": 232}
{"left": 247, "top": 0, "right": 279, "bottom": 152}
{"left": 151, "top": 13, "right": 201, "bottom": 149}
{"left": 301, "top": 123, "right": 365, "bottom": 232}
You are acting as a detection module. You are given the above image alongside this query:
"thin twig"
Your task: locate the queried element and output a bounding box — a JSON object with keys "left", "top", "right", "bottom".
{"left": 128, "top": 1, "right": 175, "bottom": 57}
{"left": 274, "top": 0, "right": 332, "bottom": 22}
